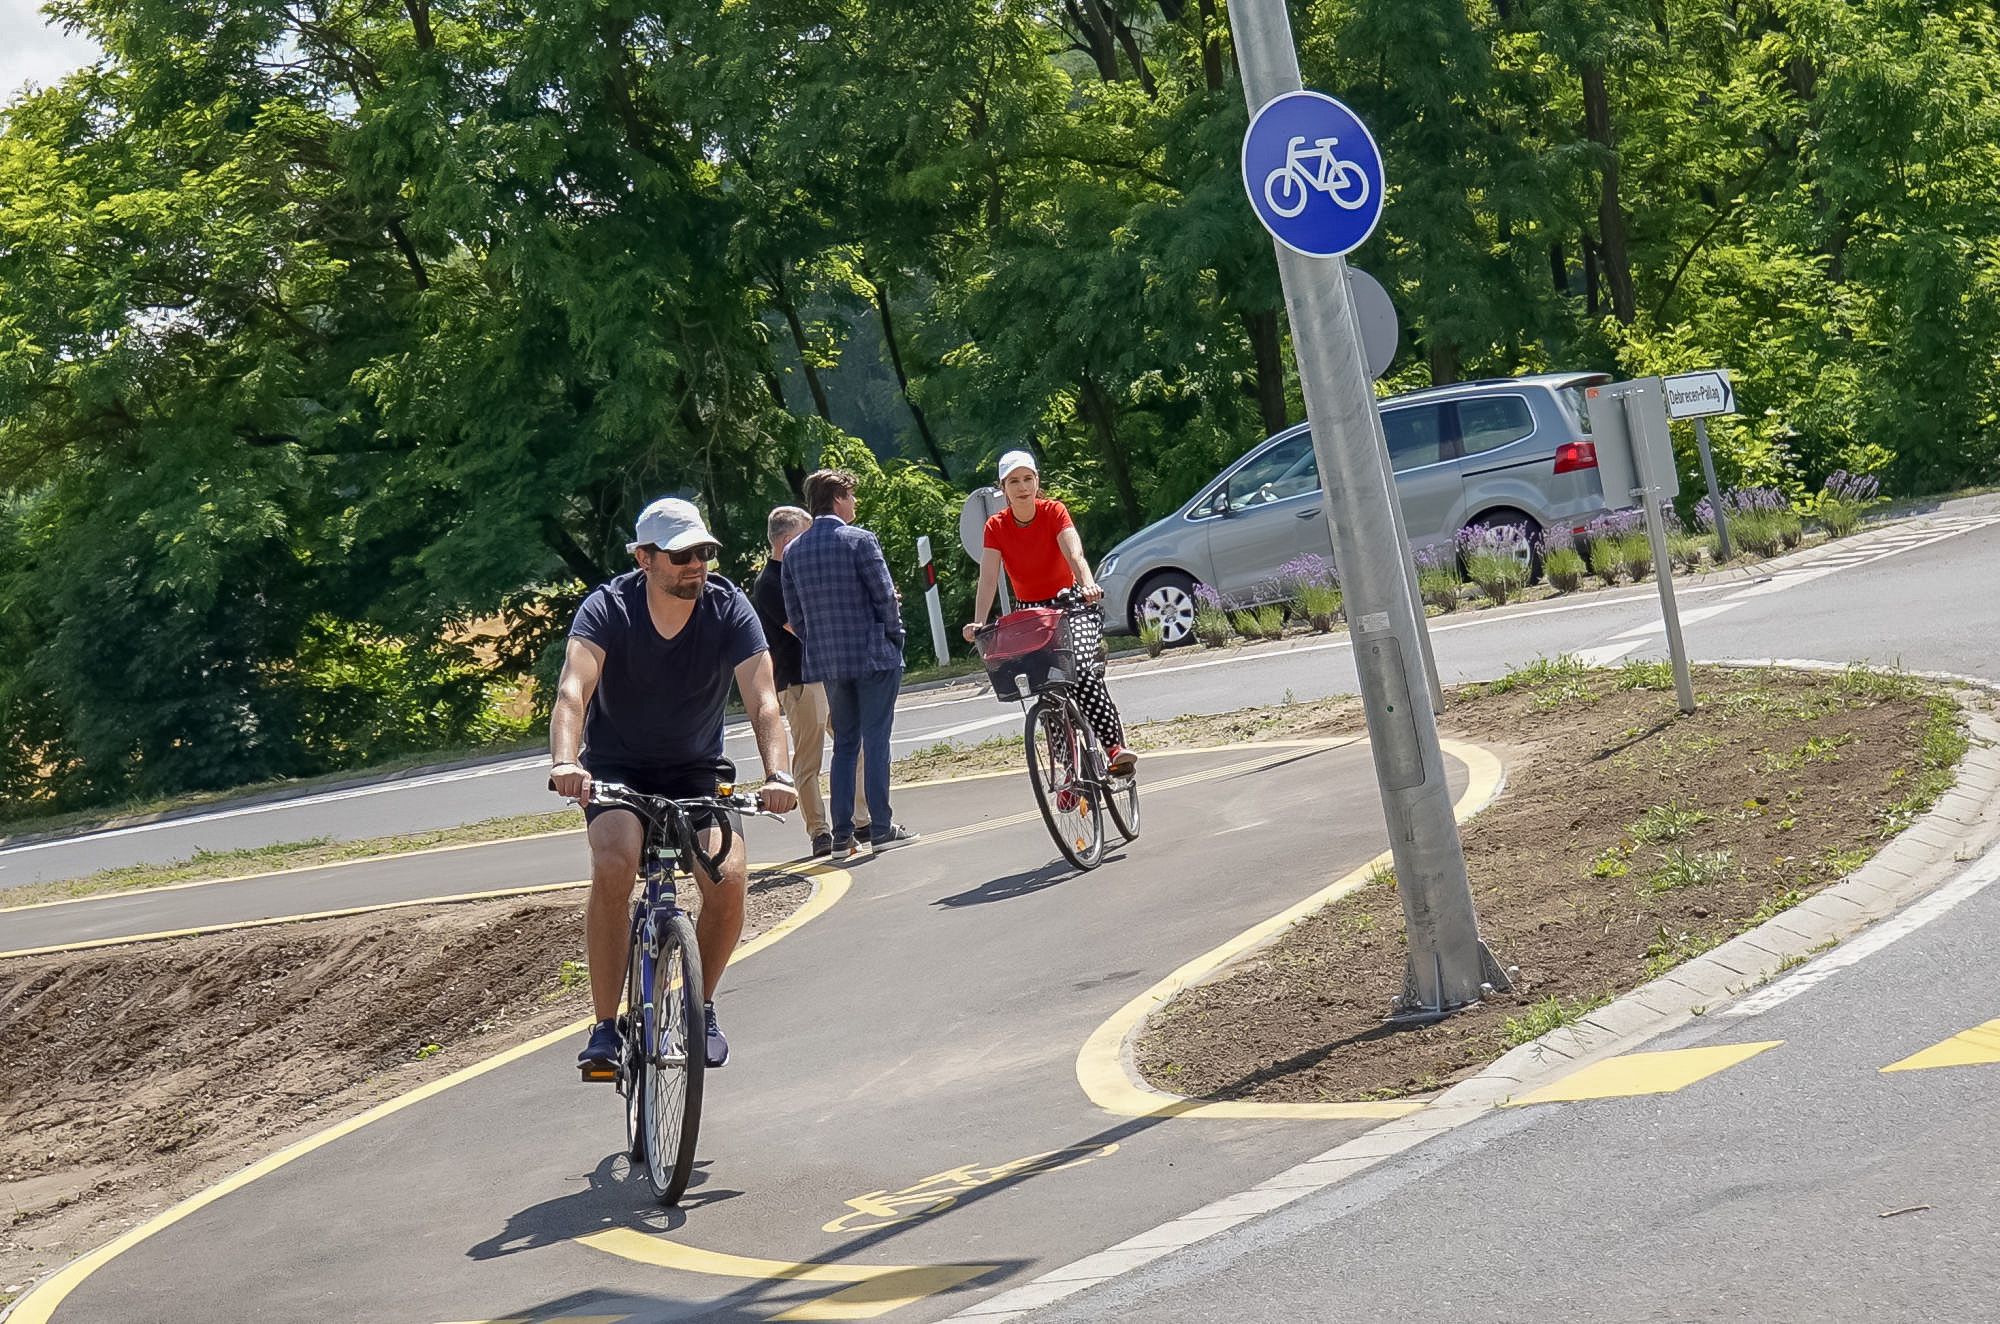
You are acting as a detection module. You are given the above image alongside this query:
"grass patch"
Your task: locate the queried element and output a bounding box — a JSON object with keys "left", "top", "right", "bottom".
{"left": 7, "top": 810, "right": 581, "bottom": 908}
{"left": 1880, "top": 696, "right": 1970, "bottom": 835}
{"left": 1643, "top": 926, "right": 1722, "bottom": 980}
{"left": 1645, "top": 846, "right": 1736, "bottom": 893}
{"left": 1484, "top": 653, "right": 1587, "bottom": 696}
{"left": 1615, "top": 658, "right": 1676, "bottom": 691}
{"left": 892, "top": 731, "right": 1024, "bottom": 781}
{"left": 1502, "top": 991, "right": 1613, "bottom": 1048}
{"left": 1629, "top": 802, "right": 1709, "bottom": 845}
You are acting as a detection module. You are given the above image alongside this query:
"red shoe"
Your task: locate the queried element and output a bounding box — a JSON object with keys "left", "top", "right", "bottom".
{"left": 1106, "top": 745, "right": 1138, "bottom": 777}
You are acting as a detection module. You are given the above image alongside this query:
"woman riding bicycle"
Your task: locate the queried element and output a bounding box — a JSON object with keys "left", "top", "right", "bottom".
{"left": 963, "top": 451, "right": 1137, "bottom": 777}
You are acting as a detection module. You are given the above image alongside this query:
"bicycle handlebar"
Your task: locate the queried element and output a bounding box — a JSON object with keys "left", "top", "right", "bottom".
{"left": 546, "top": 776, "right": 785, "bottom": 882}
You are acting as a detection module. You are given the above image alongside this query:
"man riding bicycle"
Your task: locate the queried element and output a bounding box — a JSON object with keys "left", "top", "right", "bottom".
{"left": 963, "top": 451, "right": 1136, "bottom": 778}
{"left": 550, "top": 497, "right": 798, "bottom": 1076}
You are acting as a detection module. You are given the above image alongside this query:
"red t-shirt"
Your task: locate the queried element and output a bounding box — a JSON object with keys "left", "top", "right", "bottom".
{"left": 984, "top": 498, "right": 1077, "bottom": 602}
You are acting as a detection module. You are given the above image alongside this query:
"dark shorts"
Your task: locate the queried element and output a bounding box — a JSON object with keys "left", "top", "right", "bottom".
{"left": 582, "top": 760, "right": 740, "bottom": 843}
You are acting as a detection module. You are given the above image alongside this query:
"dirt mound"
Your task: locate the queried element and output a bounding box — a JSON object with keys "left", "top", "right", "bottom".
{"left": 0, "top": 870, "right": 812, "bottom": 1293}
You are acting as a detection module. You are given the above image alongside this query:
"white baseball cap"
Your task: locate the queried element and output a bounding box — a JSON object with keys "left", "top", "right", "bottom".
{"left": 997, "top": 450, "right": 1039, "bottom": 483}
{"left": 627, "top": 497, "right": 721, "bottom": 554}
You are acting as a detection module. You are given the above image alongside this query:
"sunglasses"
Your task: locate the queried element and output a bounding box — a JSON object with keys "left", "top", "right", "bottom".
{"left": 655, "top": 543, "right": 719, "bottom": 565}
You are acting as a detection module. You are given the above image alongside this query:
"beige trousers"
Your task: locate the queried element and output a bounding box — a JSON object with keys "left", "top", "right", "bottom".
{"left": 778, "top": 682, "right": 869, "bottom": 842}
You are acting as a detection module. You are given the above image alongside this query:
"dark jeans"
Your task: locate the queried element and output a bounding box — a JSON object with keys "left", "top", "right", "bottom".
{"left": 826, "top": 666, "right": 901, "bottom": 842}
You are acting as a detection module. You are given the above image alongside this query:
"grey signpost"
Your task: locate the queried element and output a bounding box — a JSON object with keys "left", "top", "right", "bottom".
{"left": 1588, "top": 377, "right": 1697, "bottom": 715}
{"left": 1234, "top": 0, "right": 1507, "bottom": 1018}
{"left": 1663, "top": 369, "right": 1737, "bottom": 562}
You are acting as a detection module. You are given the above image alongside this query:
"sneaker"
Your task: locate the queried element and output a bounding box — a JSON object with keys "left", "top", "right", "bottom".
{"left": 577, "top": 1017, "right": 621, "bottom": 1079}
{"left": 831, "top": 834, "right": 859, "bottom": 859}
{"left": 703, "top": 1002, "right": 730, "bottom": 1068}
{"left": 1107, "top": 745, "right": 1138, "bottom": 777}
{"left": 870, "top": 824, "right": 921, "bottom": 851}
{"left": 810, "top": 832, "right": 833, "bottom": 858}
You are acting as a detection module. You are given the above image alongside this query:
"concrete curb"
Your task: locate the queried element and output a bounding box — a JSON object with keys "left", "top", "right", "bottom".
{"left": 944, "top": 662, "right": 2000, "bottom": 1323}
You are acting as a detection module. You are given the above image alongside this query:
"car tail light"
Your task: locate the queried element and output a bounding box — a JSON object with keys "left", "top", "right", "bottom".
{"left": 1553, "top": 441, "right": 1598, "bottom": 473}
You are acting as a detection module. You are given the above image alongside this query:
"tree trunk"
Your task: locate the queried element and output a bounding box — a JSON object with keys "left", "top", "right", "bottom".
{"left": 1428, "top": 339, "right": 1461, "bottom": 387}
{"left": 1581, "top": 64, "right": 1637, "bottom": 323}
{"left": 1197, "top": 0, "right": 1224, "bottom": 92}
{"left": 865, "top": 269, "right": 952, "bottom": 480}
{"left": 543, "top": 516, "right": 605, "bottom": 584}
{"left": 767, "top": 264, "right": 834, "bottom": 421}
{"left": 1078, "top": 376, "right": 1142, "bottom": 527}
{"left": 1583, "top": 233, "right": 1601, "bottom": 318}
{"left": 1064, "top": 0, "right": 1121, "bottom": 81}
{"left": 1550, "top": 240, "right": 1568, "bottom": 296}
{"left": 1241, "top": 309, "right": 1289, "bottom": 435}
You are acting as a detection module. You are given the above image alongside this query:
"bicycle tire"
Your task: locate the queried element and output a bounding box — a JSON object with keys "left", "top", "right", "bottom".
{"left": 1025, "top": 697, "right": 1103, "bottom": 871}
{"left": 642, "top": 911, "right": 706, "bottom": 1205}
{"left": 622, "top": 924, "right": 646, "bottom": 1164}
{"left": 1105, "top": 763, "right": 1141, "bottom": 843}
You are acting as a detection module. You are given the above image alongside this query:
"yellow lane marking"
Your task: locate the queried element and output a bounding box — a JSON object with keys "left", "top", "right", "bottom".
{"left": 1504, "top": 1041, "right": 1784, "bottom": 1106}
{"left": 435, "top": 1317, "right": 624, "bottom": 1324}
{"left": 2, "top": 738, "right": 1350, "bottom": 917}
{"left": 1881, "top": 1018, "right": 2000, "bottom": 1073}
{"left": 2, "top": 865, "right": 854, "bottom": 1324}
{"left": 0, "top": 829, "right": 579, "bottom": 914}
{"left": 578, "top": 1229, "right": 992, "bottom": 1321}
{"left": 1074, "top": 738, "right": 1505, "bottom": 1121}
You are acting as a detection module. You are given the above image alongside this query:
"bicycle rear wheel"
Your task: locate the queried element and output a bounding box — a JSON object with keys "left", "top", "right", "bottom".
{"left": 1025, "top": 697, "right": 1103, "bottom": 871}
{"left": 642, "top": 910, "right": 706, "bottom": 1204}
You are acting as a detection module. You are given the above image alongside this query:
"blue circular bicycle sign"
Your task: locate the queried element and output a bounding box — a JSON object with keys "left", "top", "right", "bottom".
{"left": 1241, "top": 90, "right": 1385, "bottom": 258}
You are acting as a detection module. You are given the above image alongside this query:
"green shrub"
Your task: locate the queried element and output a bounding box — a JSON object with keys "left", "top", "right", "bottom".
{"left": 1545, "top": 547, "right": 1586, "bottom": 593}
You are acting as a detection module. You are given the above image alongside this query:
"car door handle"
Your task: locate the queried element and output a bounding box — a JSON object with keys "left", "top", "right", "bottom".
{"left": 1295, "top": 507, "right": 1321, "bottom": 519}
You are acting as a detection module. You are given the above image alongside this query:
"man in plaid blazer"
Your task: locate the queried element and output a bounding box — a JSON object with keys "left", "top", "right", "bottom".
{"left": 781, "top": 469, "right": 920, "bottom": 858}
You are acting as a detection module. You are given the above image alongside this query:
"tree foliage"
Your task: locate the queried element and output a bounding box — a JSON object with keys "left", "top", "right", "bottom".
{"left": 3, "top": 0, "right": 1998, "bottom": 809}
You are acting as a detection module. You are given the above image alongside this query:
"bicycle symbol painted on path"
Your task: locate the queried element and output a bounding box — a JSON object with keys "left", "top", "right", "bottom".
{"left": 1263, "top": 135, "right": 1372, "bottom": 217}
{"left": 1241, "top": 90, "right": 1385, "bottom": 258}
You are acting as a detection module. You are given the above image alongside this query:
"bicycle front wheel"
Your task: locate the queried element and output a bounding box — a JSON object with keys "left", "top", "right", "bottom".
{"left": 1105, "top": 764, "right": 1141, "bottom": 843}
{"left": 1026, "top": 697, "right": 1104, "bottom": 871}
{"left": 642, "top": 911, "right": 706, "bottom": 1205}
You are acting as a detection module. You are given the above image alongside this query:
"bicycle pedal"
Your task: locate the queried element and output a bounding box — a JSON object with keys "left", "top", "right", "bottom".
{"left": 579, "top": 1064, "right": 618, "bottom": 1083}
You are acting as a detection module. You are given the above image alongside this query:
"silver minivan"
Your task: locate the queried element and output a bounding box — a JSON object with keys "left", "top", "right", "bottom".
{"left": 1097, "top": 372, "right": 1614, "bottom": 643}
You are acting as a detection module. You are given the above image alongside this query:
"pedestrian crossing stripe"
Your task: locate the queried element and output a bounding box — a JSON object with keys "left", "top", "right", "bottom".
{"left": 1881, "top": 1018, "right": 2000, "bottom": 1073}
{"left": 1504, "top": 1041, "right": 1783, "bottom": 1106}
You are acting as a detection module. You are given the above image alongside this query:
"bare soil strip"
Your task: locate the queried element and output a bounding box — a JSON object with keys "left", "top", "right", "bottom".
{"left": 0, "top": 869, "right": 811, "bottom": 1301}
{"left": 1137, "top": 663, "right": 1966, "bottom": 1105}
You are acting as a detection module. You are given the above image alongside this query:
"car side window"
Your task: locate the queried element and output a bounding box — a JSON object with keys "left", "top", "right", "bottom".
{"left": 1382, "top": 405, "right": 1447, "bottom": 472}
{"left": 1456, "top": 396, "right": 1535, "bottom": 455}
{"left": 1225, "top": 433, "right": 1318, "bottom": 508}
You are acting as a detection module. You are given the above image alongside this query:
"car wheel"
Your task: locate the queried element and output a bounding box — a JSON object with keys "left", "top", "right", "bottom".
{"left": 1466, "top": 511, "right": 1543, "bottom": 582}
{"left": 1133, "top": 571, "right": 1199, "bottom": 648}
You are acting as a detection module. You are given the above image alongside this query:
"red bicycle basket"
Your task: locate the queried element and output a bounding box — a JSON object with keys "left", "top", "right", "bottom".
{"left": 976, "top": 608, "right": 1074, "bottom": 701}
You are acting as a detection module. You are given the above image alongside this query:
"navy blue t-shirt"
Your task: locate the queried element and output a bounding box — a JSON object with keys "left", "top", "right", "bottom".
{"left": 569, "top": 571, "right": 768, "bottom": 774}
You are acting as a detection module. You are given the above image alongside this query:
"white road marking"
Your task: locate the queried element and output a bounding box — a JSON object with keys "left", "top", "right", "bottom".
{"left": 1573, "top": 642, "right": 1643, "bottom": 667}
{"left": 1726, "top": 838, "right": 2000, "bottom": 1018}
{"left": 891, "top": 713, "right": 1019, "bottom": 745}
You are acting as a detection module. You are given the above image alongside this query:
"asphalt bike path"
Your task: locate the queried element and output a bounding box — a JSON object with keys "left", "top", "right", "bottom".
{"left": 1031, "top": 838, "right": 2000, "bottom": 1323}
{"left": 17, "top": 740, "right": 1468, "bottom": 1324}
{"left": 6, "top": 502, "right": 1995, "bottom": 892}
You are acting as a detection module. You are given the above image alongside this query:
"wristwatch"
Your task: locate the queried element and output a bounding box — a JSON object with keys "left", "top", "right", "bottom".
{"left": 764, "top": 770, "right": 796, "bottom": 787}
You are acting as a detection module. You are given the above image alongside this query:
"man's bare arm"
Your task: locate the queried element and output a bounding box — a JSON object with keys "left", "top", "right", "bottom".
{"left": 550, "top": 637, "right": 605, "bottom": 802}
{"left": 734, "top": 651, "right": 798, "bottom": 813}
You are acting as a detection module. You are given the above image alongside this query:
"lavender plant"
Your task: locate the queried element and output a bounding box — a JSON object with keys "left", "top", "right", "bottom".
{"left": 1414, "top": 543, "right": 1463, "bottom": 612}
{"left": 1193, "top": 582, "right": 1232, "bottom": 648}
{"left": 1457, "top": 523, "right": 1531, "bottom": 605}
{"left": 1541, "top": 526, "right": 1586, "bottom": 592}
{"left": 1816, "top": 470, "right": 1882, "bottom": 538}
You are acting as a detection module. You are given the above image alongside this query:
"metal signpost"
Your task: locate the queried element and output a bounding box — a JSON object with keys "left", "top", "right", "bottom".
{"left": 957, "top": 486, "right": 1012, "bottom": 614}
{"left": 1235, "top": 1, "right": 1508, "bottom": 1020}
{"left": 916, "top": 535, "right": 951, "bottom": 666}
{"left": 1664, "top": 368, "right": 1737, "bottom": 562}
{"left": 1588, "top": 377, "right": 1697, "bottom": 714}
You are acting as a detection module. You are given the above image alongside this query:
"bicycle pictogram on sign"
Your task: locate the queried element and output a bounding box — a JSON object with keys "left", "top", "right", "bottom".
{"left": 1241, "top": 90, "right": 1385, "bottom": 259}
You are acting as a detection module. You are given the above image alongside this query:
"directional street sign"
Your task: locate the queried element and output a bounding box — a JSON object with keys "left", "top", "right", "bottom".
{"left": 1346, "top": 267, "right": 1398, "bottom": 380}
{"left": 1241, "top": 90, "right": 1385, "bottom": 259}
{"left": 1662, "top": 369, "right": 1735, "bottom": 420}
